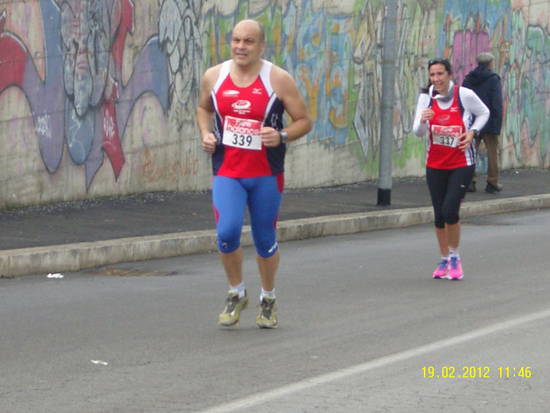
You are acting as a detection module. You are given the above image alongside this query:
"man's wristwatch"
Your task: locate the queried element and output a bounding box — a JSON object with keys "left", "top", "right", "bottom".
{"left": 471, "top": 129, "right": 479, "bottom": 137}
{"left": 279, "top": 130, "right": 288, "bottom": 144}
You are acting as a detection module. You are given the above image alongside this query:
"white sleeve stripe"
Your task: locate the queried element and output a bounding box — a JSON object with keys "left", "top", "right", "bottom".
{"left": 210, "top": 90, "right": 221, "bottom": 118}
{"left": 212, "top": 60, "right": 231, "bottom": 93}
{"left": 259, "top": 60, "right": 274, "bottom": 96}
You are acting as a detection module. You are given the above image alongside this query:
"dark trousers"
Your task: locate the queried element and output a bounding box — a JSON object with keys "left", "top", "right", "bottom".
{"left": 473, "top": 133, "right": 500, "bottom": 186}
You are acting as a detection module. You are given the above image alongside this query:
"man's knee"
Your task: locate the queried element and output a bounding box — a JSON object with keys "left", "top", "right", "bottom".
{"left": 217, "top": 225, "right": 242, "bottom": 253}
{"left": 255, "top": 240, "right": 279, "bottom": 258}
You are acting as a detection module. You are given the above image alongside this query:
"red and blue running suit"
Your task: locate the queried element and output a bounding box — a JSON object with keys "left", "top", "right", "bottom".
{"left": 210, "top": 60, "right": 285, "bottom": 257}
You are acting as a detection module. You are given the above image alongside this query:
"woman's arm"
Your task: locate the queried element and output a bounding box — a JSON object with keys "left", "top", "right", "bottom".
{"left": 459, "top": 87, "right": 490, "bottom": 132}
{"left": 412, "top": 93, "right": 431, "bottom": 137}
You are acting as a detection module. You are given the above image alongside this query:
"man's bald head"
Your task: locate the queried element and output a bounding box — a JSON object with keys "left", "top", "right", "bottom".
{"left": 233, "top": 19, "right": 265, "bottom": 43}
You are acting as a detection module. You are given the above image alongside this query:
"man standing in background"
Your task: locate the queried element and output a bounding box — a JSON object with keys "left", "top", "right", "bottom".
{"left": 463, "top": 52, "right": 504, "bottom": 193}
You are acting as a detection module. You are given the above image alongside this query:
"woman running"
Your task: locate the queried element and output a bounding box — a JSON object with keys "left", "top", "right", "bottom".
{"left": 413, "top": 58, "right": 489, "bottom": 280}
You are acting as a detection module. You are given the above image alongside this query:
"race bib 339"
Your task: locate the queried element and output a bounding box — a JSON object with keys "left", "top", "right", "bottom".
{"left": 222, "top": 116, "right": 263, "bottom": 150}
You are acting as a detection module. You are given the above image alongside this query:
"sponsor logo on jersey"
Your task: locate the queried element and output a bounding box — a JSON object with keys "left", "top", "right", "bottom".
{"left": 252, "top": 88, "right": 263, "bottom": 95}
{"left": 223, "top": 90, "right": 240, "bottom": 97}
{"left": 450, "top": 107, "right": 459, "bottom": 113}
{"left": 434, "top": 114, "right": 451, "bottom": 123}
{"left": 232, "top": 100, "right": 252, "bottom": 115}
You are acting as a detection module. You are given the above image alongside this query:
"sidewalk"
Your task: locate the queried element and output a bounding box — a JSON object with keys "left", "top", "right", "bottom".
{"left": 1, "top": 168, "right": 549, "bottom": 277}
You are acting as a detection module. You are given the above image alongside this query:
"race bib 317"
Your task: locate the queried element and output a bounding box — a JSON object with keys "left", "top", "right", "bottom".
{"left": 431, "top": 125, "right": 462, "bottom": 148}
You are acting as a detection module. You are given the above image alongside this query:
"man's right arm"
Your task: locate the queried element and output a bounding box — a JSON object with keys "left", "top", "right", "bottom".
{"left": 196, "top": 67, "right": 219, "bottom": 153}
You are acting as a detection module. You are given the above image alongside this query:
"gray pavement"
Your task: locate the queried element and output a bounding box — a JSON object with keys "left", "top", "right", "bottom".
{"left": 1, "top": 168, "right": 549, "bottom": 277}
{"left": 2, "top": 209, "right": 549, "bottom": 412}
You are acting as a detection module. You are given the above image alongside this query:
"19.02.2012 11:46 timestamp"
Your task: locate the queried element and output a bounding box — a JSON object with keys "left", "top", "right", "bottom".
{"left": 422, "top": 366, "right": 532, "bottom": 379}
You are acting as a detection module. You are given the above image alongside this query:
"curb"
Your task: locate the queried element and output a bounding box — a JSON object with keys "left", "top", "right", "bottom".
{"left": 2, "top": 194, "right": 550, "bottom": 277}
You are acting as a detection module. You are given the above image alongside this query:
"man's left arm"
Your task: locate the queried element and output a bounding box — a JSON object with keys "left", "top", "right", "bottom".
{"left": 462, "top": 74, "right": 472, "bottom": 89}
{"left": 261, "top": 68, "right": 312, "bottom": 147}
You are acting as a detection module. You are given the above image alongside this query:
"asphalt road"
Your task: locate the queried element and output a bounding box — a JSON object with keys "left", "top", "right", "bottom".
{"left": 1, "top": 209, "right": 549, "bottom": 412}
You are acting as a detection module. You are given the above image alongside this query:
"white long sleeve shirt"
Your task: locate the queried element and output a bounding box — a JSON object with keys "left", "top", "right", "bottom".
{"left": 413, "top": 81, "right": 490, "bottom": 137}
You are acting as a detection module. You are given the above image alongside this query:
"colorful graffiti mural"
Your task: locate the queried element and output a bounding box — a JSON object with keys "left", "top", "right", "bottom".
{"left": 158, "top": 0, "right": 202, "bottom": 119}
{"left": 0, "top": 0, "right": 169, "bottom": 190}
{"left": 439, "top": 0, "right": 549, "bottom": 168}
{"left": 0, "top": 0, "right": 549, "bottom": 206}
{"left": 197, "top": 0, "right": 548, "bottom": 173}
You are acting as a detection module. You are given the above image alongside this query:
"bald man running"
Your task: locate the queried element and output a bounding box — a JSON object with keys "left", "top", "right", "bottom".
{"left": 196, "top": 19, "right": 312, "bottom": 328}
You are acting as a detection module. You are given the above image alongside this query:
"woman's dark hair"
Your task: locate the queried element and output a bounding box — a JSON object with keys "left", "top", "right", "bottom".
{"left": 428, "top": 58, "right": 452, "bottom": 73}
{"left": 420, "top": 58, "right": 453, "bottom": 93}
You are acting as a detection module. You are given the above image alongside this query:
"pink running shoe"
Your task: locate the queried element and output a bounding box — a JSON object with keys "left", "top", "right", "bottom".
{"left": 432, "top": 258, "right": 449, "bottom": 279}
{"left": 447, "top": 256, "right": 464, "bottom": 280}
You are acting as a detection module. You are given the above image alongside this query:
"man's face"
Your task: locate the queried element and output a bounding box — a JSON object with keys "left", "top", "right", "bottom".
{"left": 231, "top": 22, "right": 264, "bottom": 67}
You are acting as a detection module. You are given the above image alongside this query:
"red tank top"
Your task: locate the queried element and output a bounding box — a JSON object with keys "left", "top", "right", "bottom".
{"left": 211, "top": 60, "right": 280, "bottom": 177}
{"left": 427, "top": 85, "right": 474, "bottom": 169}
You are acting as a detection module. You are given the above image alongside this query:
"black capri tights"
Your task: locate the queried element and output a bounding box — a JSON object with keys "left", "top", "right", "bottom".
{"left": 426, "top": 166, "right": 475, "bottom": 229}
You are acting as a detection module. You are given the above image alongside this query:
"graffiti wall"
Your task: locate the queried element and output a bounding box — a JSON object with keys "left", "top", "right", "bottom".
{"left": 0, "top": 0, "right": 548, "bottom": 207}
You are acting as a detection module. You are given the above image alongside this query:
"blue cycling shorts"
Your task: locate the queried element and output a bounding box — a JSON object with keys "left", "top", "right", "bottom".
{"left": 212, "top": 175, "right": 283, "bottom": 258}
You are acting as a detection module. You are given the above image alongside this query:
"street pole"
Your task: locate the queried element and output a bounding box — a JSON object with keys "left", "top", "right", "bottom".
{"left": 377, "top": 0, "right": 399, "bottom": 206}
